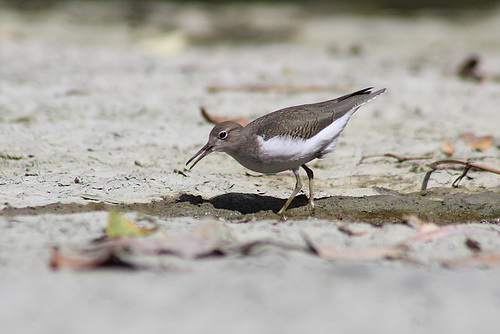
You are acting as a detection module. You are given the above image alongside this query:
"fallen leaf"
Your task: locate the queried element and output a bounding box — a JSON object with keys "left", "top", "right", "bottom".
{"left": 101, "top": 220, "right": 232, "bottom": 259}
{"left": 460, "top": 133, "right": 494, "bottom": 151}
{"left": 50, "top": 246, "right": 137, "bottom": 271}
{"left": 106, "top": 210, "right": 156, "bottom": 238}
{"left": 441, "top": 140, "right": 455, "bottom": 156}
{"left": 200, "top": 107, "right": 249, "bottom": 126}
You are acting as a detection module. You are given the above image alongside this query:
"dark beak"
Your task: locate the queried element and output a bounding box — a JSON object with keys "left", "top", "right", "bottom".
{"left": 186, "top": 143, "right": 213, "bottom": 170}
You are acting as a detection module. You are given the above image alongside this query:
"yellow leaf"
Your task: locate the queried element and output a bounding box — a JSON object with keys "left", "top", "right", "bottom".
{"left": 106, "top": 210, "right": 155, "bottom": 238}
{"left": 441, "top": 140, "right": 455, "bottom": 156}
{"left": 461, "top": 133, "right": 494, "bottom": 151}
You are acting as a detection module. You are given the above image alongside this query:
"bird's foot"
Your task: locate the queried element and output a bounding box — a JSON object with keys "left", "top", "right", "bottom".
{"left": 307, "top": 198, "right": 315, "bottom": 212}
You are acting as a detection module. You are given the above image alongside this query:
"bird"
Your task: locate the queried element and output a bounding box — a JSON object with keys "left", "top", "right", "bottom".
{"left": 186, "top": 87, "right": 386, "bottom": 214}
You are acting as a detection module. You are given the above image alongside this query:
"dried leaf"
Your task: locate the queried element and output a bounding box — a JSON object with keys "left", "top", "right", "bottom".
{"left": 106, "top": 210, "right": 156, "bottom": 238}
{"left": 442, "top": 253, "right": 500, "bottom": 268}
{"left": 441, "top": 140, "right": 455, "bottom": 156}
{"left": 50, "top": 246, "right": 137, "bottom": 271}
{"left": 315, "top": 245, "right": 408, "bottom": 260}
{"left": 103, "top": 221, "right": 231, "bottom": 259}
{"left": 460, "top": 133, "right": 494, "bottom": 151}
{"left": 200, "top": 107, "right": 249, "bottom": 126}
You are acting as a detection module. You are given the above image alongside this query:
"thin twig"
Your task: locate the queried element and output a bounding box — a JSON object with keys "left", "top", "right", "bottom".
{"left": 206, "top": 84, "right": 349, "bottom": 93}
{"left": 359, "top": 153, "right": 433, "bottom": 164}
{"left": 451, "top": 164, "right": 473, "bottom": 188}
{"left": 200, "top": 106, "right": 249, "bottom": 126}
{"left": 428, "top": 159, "right": 500, "bottom": 174}
{"left": 421, "top": 159, "right": 500, "bottom": 190}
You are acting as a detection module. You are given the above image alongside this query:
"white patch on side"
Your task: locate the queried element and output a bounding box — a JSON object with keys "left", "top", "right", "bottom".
{"left": 258, "top": 109, "right": 357, "bottom": 164}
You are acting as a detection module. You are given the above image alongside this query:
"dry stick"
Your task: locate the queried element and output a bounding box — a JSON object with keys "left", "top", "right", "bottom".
{"left": 359, "top": 153, "right": 433, "bottom": 164}
{"left": 206, "top": 84, "right": 349, "bottom": 93}
{"left": 200, "top": 106, "right": 250, "bottom": 126}
{"left": 421, "top": 159, "right": 500, "bottom": 190}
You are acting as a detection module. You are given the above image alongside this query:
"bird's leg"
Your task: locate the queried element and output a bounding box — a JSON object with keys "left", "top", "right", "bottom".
{"left": 277, "top": 168, "right": 302, "bottom": 215}
{"left": 301, "top": 164, "right": 315, "bottom": 211}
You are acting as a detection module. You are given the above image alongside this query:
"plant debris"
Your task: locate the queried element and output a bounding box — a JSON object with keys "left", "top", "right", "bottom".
{"left": 200, "top": 106, "right": 249, "bottom": 126}
{"left": 441, "top": 140, "right": 455, "bottom": 156}
{"left": 421, "top": 159, "right": 500, "bottom": 190}
{"left": 50, "top": 246, "right": 138, "bottom": 270}
{"left": 49, "top": 211, "right": 500, "bottom": 271}
{"left": 460, "top": 133, "right": 495, "bottom": 152}
{"left": 106, "top": 210, "right": 157, "bottom": 238}
{"left": 358, "top": 153, "right": 433, "bottom": 164}
{"left": 206, "top": 83, "right": 348, "bottom": 94}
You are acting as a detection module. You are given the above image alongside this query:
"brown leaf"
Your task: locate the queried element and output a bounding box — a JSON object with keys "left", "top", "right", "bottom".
{"left": 460, "top": 133, "right": 494, "bottom": 151}
{"left": 49, "top": 246, "right": 137, "bottom": 271}
{"left": 200, "top": 107, "right": 249, "bottom": 126}
{"left": 100, "top": 221, "right": 231, "bottom": 259}
{"left": 441, "top": 140, "right": 455, "bottom": 156}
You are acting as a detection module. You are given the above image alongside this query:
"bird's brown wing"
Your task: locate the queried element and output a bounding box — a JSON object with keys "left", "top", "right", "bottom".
{"left": 249, "top": 87, "right": 385, "bottom": 140}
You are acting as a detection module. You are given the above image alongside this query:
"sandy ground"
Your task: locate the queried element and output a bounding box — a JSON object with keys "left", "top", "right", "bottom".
{"left": 1, "top": 2, "right": 500, "bottom": 333}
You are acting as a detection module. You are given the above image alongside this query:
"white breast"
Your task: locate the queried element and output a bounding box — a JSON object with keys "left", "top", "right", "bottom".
{"left": 260, "top": 109, "right": 354, "bottom": 158}
{"left": 231, "top": 109, "right": 356, "bottom": 174}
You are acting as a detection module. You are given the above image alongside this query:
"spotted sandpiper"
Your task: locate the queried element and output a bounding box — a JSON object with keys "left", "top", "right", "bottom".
{"left": 187, "top": 87, "right": 386, "bottom": 214}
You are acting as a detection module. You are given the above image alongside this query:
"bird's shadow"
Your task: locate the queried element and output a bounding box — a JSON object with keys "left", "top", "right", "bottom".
{"left": 178, "top": 193, "right": 309, "bottom": 214}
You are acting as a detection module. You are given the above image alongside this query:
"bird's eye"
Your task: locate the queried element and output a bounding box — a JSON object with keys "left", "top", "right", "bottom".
{"left": 218, "top": 131, "right": 228, "bottom": 139}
